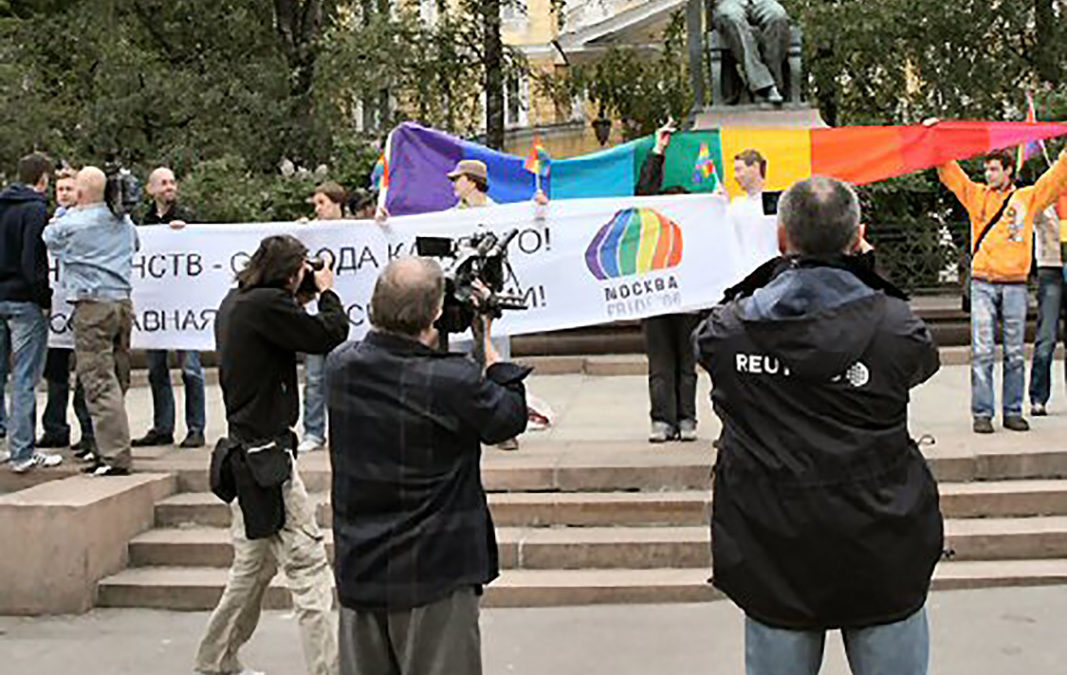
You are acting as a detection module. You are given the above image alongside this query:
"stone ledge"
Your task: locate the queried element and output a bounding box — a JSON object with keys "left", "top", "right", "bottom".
{"left": 0, "top": 473, "right": 175, "bottom": 615}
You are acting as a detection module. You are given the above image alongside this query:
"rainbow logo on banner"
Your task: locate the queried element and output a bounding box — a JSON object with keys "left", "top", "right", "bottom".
{"left": 585, "top": 208, "right": 684, "bottom": 281}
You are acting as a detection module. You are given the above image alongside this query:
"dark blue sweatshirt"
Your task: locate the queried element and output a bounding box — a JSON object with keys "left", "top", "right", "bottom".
{"left": 0, "top": 183, "right": 50, "bottom": 308}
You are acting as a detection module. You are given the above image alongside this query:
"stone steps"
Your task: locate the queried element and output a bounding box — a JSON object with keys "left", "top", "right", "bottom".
{"left": 125, "top": 516, "right": 1067, "bottom": 570}
{"left": 152, "top": 480, "right": 1067, "bottom": 530}
{"left": 93, "top": 438, "right": 1067, "bottom": 609}
{"left": 146, "top": 444, "right": 1067, "bottom": 496}
{"left": 96, "top": 558, "right": 1067, "bottom": 611}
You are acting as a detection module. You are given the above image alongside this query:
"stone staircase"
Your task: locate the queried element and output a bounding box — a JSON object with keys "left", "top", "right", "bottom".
{"left": 96, "top": 440, "right": 1067, "bottom": 610}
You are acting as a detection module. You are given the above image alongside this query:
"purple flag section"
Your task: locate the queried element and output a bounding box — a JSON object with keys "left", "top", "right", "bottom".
{"left": 385, "top": 124, "right": 462, "bottom": 216}
{"left": 384, "top": 123, "right": 546, "bottom": 216}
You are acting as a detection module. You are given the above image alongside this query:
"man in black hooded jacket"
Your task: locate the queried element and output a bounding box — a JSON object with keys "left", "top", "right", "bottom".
{"left": 694, "top": 176, "right": 942, "bottom": 675}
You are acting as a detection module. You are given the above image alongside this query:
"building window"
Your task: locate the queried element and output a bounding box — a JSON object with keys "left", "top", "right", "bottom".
{"left": 505, "top": 75, "right": 529, "bottom": 128}
{"left": 501, "top": 0, "right": 528, "bottom": 26}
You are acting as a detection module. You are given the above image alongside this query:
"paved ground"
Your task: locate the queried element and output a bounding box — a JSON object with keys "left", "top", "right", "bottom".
{"left": 5, "top": 363, "right": 1067, "bottom": 672}
{"left": 0, "top": 585, "right": 1063, "bottom": 674}
{"left": 18, "top": 358, "right": 1067, "bottom": 448}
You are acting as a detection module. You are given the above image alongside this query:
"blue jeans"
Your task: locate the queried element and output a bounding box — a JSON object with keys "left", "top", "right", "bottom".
{"left": 971, "top": 280, "right": 1028, "bottom": 418}
{"left": 0, "top": 301, "right": 48, "bottom": 462}
{"left": 0, "top": 321, "right": 9, "bottom": 438}
{"left": 745, "top": 607, "right": 929, "bottom": 675}
{"left": 1029, "top": 267, "right": 1066, "bottom": 407}
{"left": 303, "top": 353, "right": 326, "bottom": 442}
{"left": 146, "top": 349, "right": 206, "bottom": 435}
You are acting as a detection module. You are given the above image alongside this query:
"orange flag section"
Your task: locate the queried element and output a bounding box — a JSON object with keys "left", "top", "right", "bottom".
{"left": 717, "top": 122, "right": 1067, "bottom": 197}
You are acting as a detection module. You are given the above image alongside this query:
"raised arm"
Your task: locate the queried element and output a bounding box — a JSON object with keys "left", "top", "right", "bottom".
{"left": 1031, "top": 149, "right": 1067, "bottom": 214}
{"left": 452, "top": 362, "right": 530, "bottom": 446}
{"left": 256, "top": 289, "right": 350, "bottom": 356}
{"left": 936, "top": 160, "right": 978, "bottom": 208}
{"left": 42, "top": 213, "right": 72, "bottom": 254}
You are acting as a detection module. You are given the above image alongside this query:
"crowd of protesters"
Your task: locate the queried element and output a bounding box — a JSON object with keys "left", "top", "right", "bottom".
{"left": 0, "top": 152, "right": 380, "bottom": 474}
{"left": 0, "top": 131, "right": 1066, "bottom": 675}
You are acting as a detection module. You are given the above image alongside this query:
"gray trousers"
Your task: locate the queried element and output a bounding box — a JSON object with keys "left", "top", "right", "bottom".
{"left": 714, "top": 0, "right": 790, "bottom": 93}
{"left": 339, "top": 587, "right": 481, "bottom": 675}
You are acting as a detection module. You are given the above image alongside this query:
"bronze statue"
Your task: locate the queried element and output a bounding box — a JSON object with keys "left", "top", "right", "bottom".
{"left": 712, "top": 0, "right": 790, "bottom": 104}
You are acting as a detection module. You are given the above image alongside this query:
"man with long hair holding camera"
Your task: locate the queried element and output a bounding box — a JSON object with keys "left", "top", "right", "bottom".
{"left": 195, "top": 235, "right": 347, "bottom": 675}
{"left": 326, "top": 257, "right": 528, "bottom": 675}
{"left": 43, "top": 166, "right": 138, "bottom": 476}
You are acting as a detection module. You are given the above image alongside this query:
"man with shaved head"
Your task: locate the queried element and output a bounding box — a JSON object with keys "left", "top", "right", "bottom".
{"left": 134, "top": 166, "right": 206, "bottom": 449}
{"left": 43, "top": 165, "right": 139, "bottom": 476}
{"left": 326, "top": 257, "right": 529, "bottom": 675}
{"left": 694, "top": 176, "right": 943, "bottom": 674}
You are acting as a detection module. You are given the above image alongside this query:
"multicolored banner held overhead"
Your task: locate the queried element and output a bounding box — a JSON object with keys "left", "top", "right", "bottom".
{"left": 379, "top": 121, "right": 1067, "bottom": 216}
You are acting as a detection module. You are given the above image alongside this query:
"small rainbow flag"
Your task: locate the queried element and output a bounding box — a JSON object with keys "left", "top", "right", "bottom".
{"left": 524, "top": 138, "right": 550, "bottom": 178}
{"left": 370, "top": 152, "right": 388, "bottom": 191}
{"left": 1017, "top": 93, "right": 1046, "bottom": 173}
{"left": 691, "top": 143, "right": 719, "bottom": 186}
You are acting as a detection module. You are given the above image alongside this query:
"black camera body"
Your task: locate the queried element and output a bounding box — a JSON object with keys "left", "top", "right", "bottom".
{"left": 416, "top": 228, "right": 527, "bottom": 336}
{"left": 103, "top": 162, "right": 142, "bottom": 219}
{"left": 296, "top": 257, "right": 327, "bottom": 299}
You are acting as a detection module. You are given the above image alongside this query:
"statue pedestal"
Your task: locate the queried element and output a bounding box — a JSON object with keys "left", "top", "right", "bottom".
{"left": 691, "top": 105, "right": 827, "bottom": 130}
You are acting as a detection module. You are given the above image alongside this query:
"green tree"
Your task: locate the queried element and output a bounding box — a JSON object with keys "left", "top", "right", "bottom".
{"left": 538, "top": 9, "right": 692, "bottom": 141}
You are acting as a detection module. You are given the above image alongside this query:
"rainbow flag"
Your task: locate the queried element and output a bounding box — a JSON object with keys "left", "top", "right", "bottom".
{"left": 691, "top": 142, "right": 720, "bottom": 186}
{"left": 1017, "top": 93, "right": 1046, "bottom": 173}
{"left": 370, "top": 152, "right": 388, "bottom": 191}
{"left": 380, "top": 121, "right": 1067, "bottom": 216}
{"left": 524, "top": 138, "right": 550, "bottom": 178}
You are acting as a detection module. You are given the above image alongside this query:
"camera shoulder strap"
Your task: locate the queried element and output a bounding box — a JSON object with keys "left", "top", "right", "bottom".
{"left": 973, "top": 189, "right": 1016, "bottom": 256}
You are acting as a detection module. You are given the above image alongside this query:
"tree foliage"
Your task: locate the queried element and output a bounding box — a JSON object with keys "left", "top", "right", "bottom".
{"left": 0, "top": 0, "right": 557, "bottom": 219}
{"left": 1, "top": 0, "right": 1065, "bottom": 231}
{"left": 790, "top": 0, "right": 1067, "bottom": 126}
{"left": 539, "top": 9, "right": 692, "bottom": 141}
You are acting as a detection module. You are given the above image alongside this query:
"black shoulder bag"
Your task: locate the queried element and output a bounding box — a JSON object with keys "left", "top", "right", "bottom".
{"left": 972, "top": 190, "right": 1016, "bottom": 256}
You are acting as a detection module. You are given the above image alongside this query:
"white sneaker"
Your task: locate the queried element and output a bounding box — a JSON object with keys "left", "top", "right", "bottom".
{"left": 297, "top": 437, "right": 325, "bottom": 453}
{"left": 11, "top": 452, "right": 63, "bottom": 474}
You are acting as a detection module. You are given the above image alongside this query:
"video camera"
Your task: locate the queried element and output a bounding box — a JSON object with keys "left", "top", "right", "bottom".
{"left": 103, "top": 160, "right": 143, "bottom": 219}
{"left": 416, "top": 228, "right": 527, "bottom": 336}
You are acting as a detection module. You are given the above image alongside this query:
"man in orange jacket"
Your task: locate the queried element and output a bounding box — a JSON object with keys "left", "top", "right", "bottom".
{"left": 937, "top": 146, "right": 1067, "bottom": 434}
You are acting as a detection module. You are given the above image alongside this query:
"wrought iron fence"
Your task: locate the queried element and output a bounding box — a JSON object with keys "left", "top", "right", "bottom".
{"left": 868, "top": 219, "right": 969, "bottom": 294}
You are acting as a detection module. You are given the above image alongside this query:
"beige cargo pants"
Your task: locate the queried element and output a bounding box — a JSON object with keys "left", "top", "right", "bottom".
{"left": 72, "top": 299, "right": 132, "bottom": 469}
{"left": 195, "top": 466, "right": 338, "bottom": 675}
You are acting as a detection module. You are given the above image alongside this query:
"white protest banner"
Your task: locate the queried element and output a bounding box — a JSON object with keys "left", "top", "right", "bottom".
{"left": 47, "top": 194, "right": 746, "bottom": 351}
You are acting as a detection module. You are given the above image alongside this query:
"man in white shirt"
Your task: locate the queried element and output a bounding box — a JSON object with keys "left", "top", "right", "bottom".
{"left": 728, "top": 149, "right": 780, "bottom": 273}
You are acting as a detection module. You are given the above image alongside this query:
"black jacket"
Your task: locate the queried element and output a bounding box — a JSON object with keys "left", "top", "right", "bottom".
{"left": 326, "top": 331, "right": 530, "bottom": 610}
{"left": 0, "top": 183, "right": 50, "bottom": 308}
{"left": 215, "top": 286, "right": 349, "bottom": 442}
{"left": 694, "top": 257, "right": 943, "bottom": 630}
{"left": 141, "top": 202, "right": 194, "bottom": 225}
{"left": 636, "top": 152, "right": 665, "bottom": 196}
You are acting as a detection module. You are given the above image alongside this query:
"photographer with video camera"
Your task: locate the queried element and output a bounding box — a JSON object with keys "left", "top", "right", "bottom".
{"left": 326, "top": 256, "right": 529, "bottom": 675}
{"left": 195, "top": 235, "right": 348, "bottom": 675}
{"left": 43, "top": 165, "right": 139, "bottom": 477}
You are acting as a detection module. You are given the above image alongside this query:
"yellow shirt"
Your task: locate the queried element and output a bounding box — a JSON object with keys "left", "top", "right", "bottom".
{"left": 938, "top": 153, "right": 1067, "bottom": 283}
